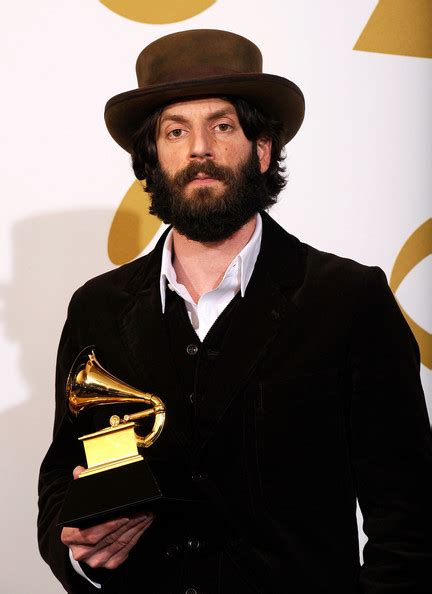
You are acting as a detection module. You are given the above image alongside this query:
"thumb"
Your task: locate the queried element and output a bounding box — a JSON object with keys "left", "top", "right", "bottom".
{"left": 73, "top": 465, "right": 86, "bottom": 480}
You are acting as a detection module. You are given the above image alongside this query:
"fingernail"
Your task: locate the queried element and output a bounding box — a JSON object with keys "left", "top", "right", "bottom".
{"left": 144, "top": 512, "right": 154, "bottom": 519}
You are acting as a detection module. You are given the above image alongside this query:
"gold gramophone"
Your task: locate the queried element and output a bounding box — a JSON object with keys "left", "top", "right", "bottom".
{"left": 67, "top": 347, "right": 166, "bottom": 477}
{"left": 58, "top": 346, "right": 167, "bottom": 527}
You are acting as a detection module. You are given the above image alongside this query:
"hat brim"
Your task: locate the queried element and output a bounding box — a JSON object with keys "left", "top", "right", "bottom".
{"left": 104, "top": 73, "right": 305, "bottom": 153}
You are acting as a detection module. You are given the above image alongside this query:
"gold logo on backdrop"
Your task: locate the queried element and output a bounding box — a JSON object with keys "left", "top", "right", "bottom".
{"left": 99, "top": 0, "right": 216, "bottom": 24}
{"left": 390, "top": 219, "right": 432, "bottom": 369}
{"left": 108, "top": 181, "right": 162, "bottom": 265}
{"left": 354, "top": 0, "right": 432, "bottom": 58}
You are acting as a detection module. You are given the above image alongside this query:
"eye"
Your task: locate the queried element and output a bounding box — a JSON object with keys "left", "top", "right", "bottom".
{"left": 215, "top": 123, "right": 232, "bottom": 132}
{"left": 167, "top": 128, "right": 185, "bottom": 139}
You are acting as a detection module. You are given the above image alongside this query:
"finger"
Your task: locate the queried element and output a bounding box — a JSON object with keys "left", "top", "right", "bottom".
{"left": 72, "top": 466, "right": 86, "bottom": 480}
{"left": 98, "top": 515, "right": 154, "bottom": 552}
{"left": 128, "top": 510, "right": 156, "bottom": 522}
{"left": 103, "top": 523, "right": 152, "bottom": 570}
{"left": 62, "top": 510, "right": 154, "bottom": 547}
{"left": 62, "top": 516, "right": 130, "bottom": 547}
{"left": 76, "top": 516, "right": 154, "bottom": 568}
{"left": 69, "top": 514, "right": 154, "bottom": 558}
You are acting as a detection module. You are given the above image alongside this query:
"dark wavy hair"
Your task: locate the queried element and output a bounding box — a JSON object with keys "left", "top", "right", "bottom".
{"left": 131, "top": 96, "right": 287, "bottom": 202}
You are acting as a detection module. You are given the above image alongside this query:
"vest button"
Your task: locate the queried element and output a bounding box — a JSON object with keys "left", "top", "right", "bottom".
{"left": 187, "top": 538, "right": 201, "bottom": 550}
{"left": 186, "top": 344, "right": 199, "bottom": 356}
{"left": 165, "top": 543, "right": 181, "bottom": 558}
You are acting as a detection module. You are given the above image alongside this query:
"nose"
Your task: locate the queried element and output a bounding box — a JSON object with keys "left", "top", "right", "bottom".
{"left": 189, "top": 128, "right": 213, "bottom": 160}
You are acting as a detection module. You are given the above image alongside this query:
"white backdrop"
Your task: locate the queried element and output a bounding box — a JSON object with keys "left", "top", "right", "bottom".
{"left": 1, "top": 2, "right": 431, "bottom": 592}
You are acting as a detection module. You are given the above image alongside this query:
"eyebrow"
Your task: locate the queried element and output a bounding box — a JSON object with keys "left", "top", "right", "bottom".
{"left": 159, "top": 108, "right": 236, "bottom": 126}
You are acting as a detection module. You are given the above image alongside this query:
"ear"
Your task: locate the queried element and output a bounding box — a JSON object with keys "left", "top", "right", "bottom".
{"left": 256, "top": 137, "right": 272, "bottom": 173}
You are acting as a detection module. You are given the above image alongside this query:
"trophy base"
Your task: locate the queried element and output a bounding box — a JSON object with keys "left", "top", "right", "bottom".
{"left": 79, "top": 454, "right": 144, "bottom": 477}
{"left": 58, "top": 458, "right": 163, "bottom": 528}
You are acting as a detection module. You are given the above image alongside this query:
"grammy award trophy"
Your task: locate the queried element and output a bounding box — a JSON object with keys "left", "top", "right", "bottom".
{"left": 58, "top": 346, "right": 167, "bottom": 527}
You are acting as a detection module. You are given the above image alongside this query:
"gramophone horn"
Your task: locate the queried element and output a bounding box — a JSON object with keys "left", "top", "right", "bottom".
{"left": 66, "top": 346, "right": 165, "bottom": 449}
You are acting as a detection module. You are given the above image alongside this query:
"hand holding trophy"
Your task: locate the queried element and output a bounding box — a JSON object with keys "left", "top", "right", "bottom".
{"left": 61, "top": 466, "right": 155, "bottom": 571}
{"left": 58, "top": 346, "right": 166, "bottom": 528}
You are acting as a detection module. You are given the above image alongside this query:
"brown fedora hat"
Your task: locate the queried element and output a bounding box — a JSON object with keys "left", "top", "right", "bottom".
{"left": 104, "top": 29, "right": 305, "bottom": 153}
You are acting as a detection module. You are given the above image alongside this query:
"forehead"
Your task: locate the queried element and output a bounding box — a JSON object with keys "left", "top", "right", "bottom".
{"left": 159, "top": 97, "right": 237, "bottom": 121}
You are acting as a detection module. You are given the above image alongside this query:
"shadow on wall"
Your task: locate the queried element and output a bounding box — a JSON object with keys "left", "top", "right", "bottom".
{"left": 0, "top": 210, "right": 135, "bottom": 594}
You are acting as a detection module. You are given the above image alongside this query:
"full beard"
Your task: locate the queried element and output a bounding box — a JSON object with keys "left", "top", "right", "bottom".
{"left": 148, "top": 148, "right": 272, "bottom": 242}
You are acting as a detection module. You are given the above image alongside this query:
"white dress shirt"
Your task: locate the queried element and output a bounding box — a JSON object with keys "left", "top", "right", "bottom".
{"left": 71, "top": 213, "right": 263, "bottom": 586}
{"left": 160, "top": 213, "right": 262, "bottom": 341}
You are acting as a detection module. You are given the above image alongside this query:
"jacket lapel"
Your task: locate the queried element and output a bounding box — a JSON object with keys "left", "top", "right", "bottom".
{"left": 117, "top": 231, "right": 192, "bottom": 453}
{"left": 197, "top": 212, "right": 307, "bottom": 449}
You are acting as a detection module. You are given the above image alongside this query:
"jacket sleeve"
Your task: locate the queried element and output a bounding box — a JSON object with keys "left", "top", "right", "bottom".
{"left": 349, "top": 266, "right": 432, "bottom": 593}
{"left": 37, "top": 291, "right": 115, "bottom": 593}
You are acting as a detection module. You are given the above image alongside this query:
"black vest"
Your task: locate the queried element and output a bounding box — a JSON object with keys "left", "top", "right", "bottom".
{"left": 122, "top": 289, "right": 260, "bottom": 594}
{"left": 163, "top": 286, "right": 242, "bottom": 445}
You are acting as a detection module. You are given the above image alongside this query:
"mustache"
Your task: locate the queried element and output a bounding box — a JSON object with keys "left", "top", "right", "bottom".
{"left": 172, "top": 161, "right": 236, "bottom": 187}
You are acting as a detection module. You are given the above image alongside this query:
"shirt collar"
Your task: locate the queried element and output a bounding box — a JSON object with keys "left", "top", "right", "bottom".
{"left": 160, "top": 212, "right": 262, "bottom": 313}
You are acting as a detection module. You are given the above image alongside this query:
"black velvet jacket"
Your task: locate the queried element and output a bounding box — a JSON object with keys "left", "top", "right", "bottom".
{"left": 38, "top": 212, "right": 432, "bottom": 593}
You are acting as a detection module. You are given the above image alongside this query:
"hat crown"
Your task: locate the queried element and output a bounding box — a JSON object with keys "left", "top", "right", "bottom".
{"left": 136, "top": 29, "right": 263, "bottom": 88}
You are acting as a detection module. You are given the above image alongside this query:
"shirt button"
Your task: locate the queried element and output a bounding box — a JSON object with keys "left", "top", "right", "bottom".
{"left": 186, "top": 344, "right": 199, "bottom": 356}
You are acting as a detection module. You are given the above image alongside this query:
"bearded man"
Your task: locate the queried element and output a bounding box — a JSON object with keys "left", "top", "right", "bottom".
{"left": 38, "top": 30, "right": 432, "bottom": 594}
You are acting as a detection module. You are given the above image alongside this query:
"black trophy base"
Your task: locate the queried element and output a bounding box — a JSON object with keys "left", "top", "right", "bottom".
{"left": 58, "top": 459, "right": 165, "bottom": 528}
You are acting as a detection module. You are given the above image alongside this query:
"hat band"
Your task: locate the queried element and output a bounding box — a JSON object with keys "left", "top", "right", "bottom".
{"left": 141, "top": 65, "right": 259, "bottom": 87}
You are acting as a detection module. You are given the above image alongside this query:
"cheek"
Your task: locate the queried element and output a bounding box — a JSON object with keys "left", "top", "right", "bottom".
{"left": 157, "top": 146, "right": 182, "bottom": 175}
{"left": 220, "top": 144, "right": 248, "bottom": 162}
